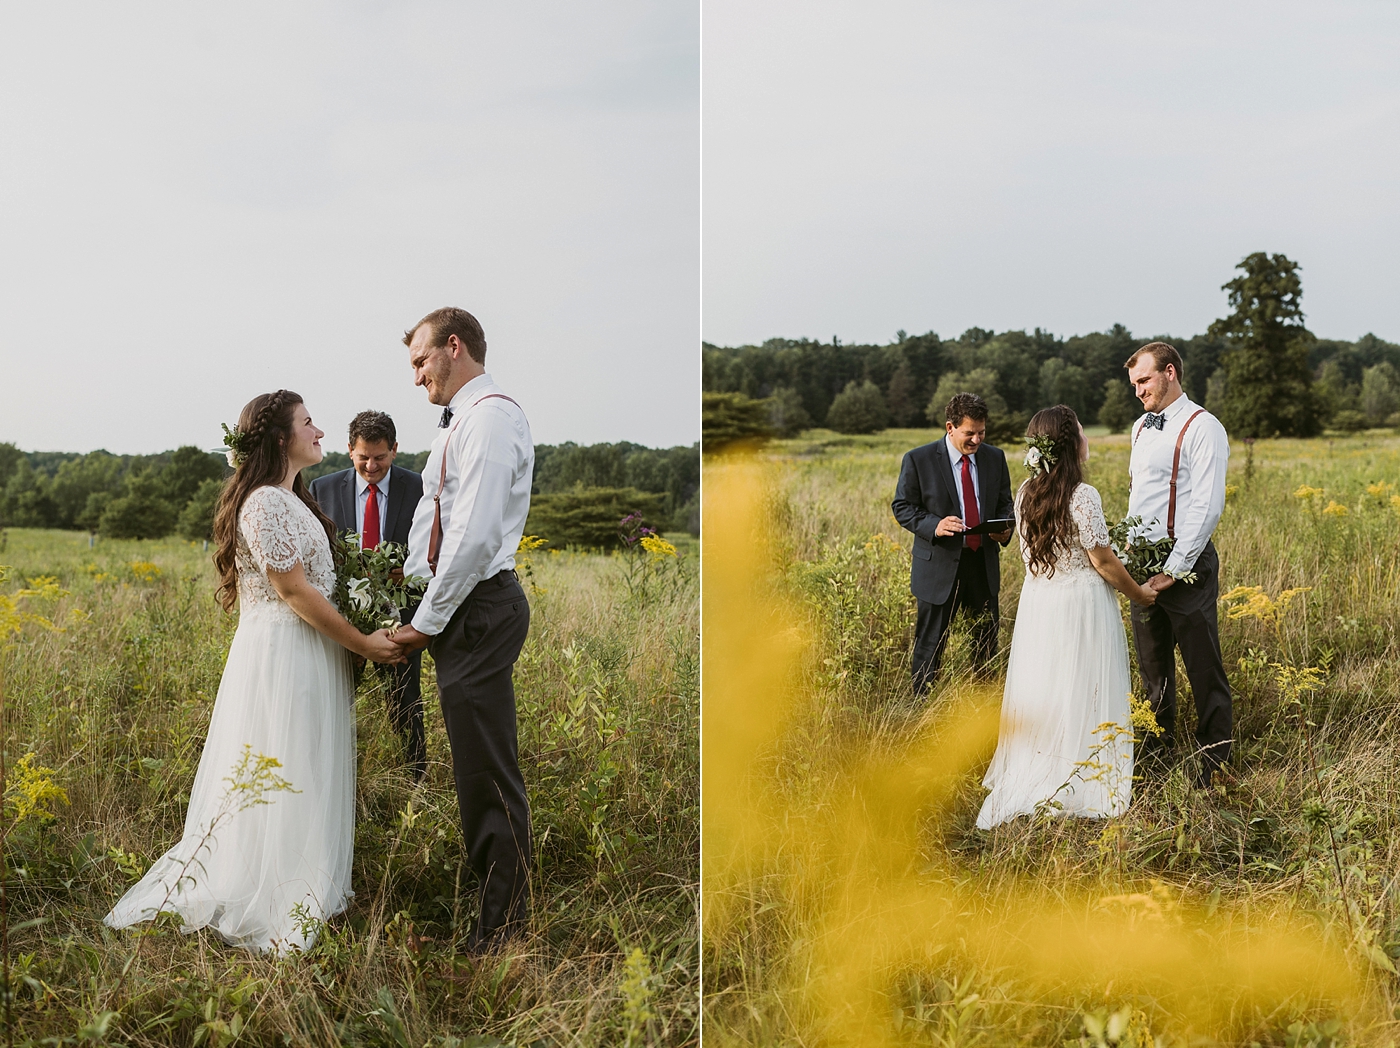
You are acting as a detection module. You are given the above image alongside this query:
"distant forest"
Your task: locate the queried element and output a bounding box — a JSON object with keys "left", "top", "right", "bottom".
{"left": 703, "top": 325, "right": 1400, "bottom": 437}
{"left": 0, "top": 440, "right": 699, "bottom": 539}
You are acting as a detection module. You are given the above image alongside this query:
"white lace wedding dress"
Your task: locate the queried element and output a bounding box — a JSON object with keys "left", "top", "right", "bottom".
{"left": 975, "top": 483, "right": 1133, "bottom": 829}
{"left": 104, "top": 484, "right": 356, "bottom": 954}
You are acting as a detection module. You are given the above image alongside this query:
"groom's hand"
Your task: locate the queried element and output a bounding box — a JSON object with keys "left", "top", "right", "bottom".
{"left": 391, "top": 625, "right": 433, "bottom": 652}
{"left": 1147, "top": 573, "right": 1176, "bottom": 592}
{"left": 935, "top": 516, "right": 966, "bottom": 537}
{"left": 989, "top": 528, "right": 1012, "bottom": 543}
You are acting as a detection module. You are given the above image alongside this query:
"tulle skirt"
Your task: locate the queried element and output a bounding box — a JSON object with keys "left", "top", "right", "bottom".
{"left": 976, "top": 568, "right": 1133, "bottom": 830}
{"left": 103, "top": 606, "right": 356, "bottom": 954}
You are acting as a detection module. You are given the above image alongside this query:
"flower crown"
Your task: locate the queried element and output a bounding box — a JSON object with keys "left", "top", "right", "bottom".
{"left": 221, "top": 422, "right": 254, "bottom": 468}
{"left": 1022, "top": 433, "right": 1059, "bottom": 477}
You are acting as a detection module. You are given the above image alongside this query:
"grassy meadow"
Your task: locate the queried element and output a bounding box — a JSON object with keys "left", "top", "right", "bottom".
{"left": 704, "top": 427, "right": 1400, "bottom": 1047}
{"left": 0, "top": 527, "right": 697, "bottom": 1046}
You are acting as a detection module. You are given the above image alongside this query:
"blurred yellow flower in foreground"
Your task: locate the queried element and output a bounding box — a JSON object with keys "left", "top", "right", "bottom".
{"left": 703, "top": 456, "right": 1361, "bottom": 1046}
{"left": 1293, "top": 485, "right": 1323, "bottom": 500}
{"left": 1322, "top": 500, "right": 1349, "bottom": 517}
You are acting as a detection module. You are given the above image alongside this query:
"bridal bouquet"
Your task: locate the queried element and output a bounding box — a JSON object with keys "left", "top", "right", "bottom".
{"left": 1107, "top": 515, "right": 1199, "bottom": 585}
{"left": 331, "top": 534, "right": 428, "bottom": 634}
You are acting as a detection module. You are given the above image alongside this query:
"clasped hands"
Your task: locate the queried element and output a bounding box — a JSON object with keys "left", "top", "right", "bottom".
{"left": 935, "top": 515, "right": 1011, "bottom": 544}
{"left": 358, "top": 621, "right": 431, "bottom": 666}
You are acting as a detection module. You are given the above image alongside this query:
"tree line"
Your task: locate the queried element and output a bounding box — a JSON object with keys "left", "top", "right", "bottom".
{"left": 0, "top": 440, "right": 700, "bottom": 542}
{"left": 703, "top": 253, "right": 1400, "bottom": 444}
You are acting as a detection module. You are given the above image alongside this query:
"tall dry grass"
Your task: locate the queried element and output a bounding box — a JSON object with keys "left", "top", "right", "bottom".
{"left": 704, "top": 428, "right": 1400, "bottom": 1047}
{"left": 0, "top": 528, "right": 697, "bottom": 1046}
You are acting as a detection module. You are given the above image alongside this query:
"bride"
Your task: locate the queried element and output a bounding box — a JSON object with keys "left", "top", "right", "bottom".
{"left": 976, "top": 405, "right": 1156, "bottom": 830}
{"left": 104, "top": 389, "right": 403, "bottom": 954}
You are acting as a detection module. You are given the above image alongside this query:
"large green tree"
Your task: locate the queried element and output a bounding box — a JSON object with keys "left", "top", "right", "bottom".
{"left": 1208, "top": 252, "right": 1321, "bottom": 438}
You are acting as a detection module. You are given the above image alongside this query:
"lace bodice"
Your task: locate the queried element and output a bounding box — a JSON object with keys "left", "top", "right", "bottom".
{"left": 1015, "top": 482, "right": 1111, "bottom": 579}
{"left": 236, "top": 485, "right": 336, "bottom": 620}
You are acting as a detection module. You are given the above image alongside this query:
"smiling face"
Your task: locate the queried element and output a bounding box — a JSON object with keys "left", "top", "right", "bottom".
{"left": 1127, "top": 357, "right": 1182, "bottom": 414}
{"left": 945, "top": 415, "right": 986, "bottom": 456}
{"left": 350, "top": 437, "right": 396, "bottom": 485}
{"left": 284, "top": 402, "right": 325, "bottom": 472}
{"left": 408, "top": 324, "right": 481, "bottom": 407}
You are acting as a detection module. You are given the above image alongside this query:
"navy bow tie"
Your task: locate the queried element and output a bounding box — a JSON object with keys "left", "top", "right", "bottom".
{"left": 1142, "top": 412, "right": 1166, "bottom": 430}
{"left": 439, "top": 407, "right": 454, "bottom": 428}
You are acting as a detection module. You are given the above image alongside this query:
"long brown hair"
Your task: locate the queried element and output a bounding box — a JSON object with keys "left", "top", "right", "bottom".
{"left": 1018, "top": 404, "right": 1085, "bottom": 578}
{"left": 212, "top": 390, "right": 338, "bottom": 611}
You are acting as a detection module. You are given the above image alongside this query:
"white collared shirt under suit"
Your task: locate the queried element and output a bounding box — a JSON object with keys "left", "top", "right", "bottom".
{"left": 1126, "top": 394, "right": 1234, "bottom": 780}
{"left": 404, "top": 371, "right": 536, "bottom": 947}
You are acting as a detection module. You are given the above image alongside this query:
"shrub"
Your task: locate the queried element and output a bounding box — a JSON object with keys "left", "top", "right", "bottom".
{"left": 99, "top": 473, "right": 176, "bottom": 539}
{"left": 767, "top": 386, "right": 813, "bottom": 437}
{"left": 525, "top": 486, "right": 669, "bottom": 550}
{"left": 825, "top": 380, "right": 889, "bottom": 435}
{"left": 178, "top": 477, "right": 225, "bottom": 541}
{"left": 1097, "top": 378, "right": 1140, "bottom": 434}
{"left": 1331, "top": 410, "right": 1368, "bottom": 433}
{"left": 703, "top": 392, "right": 772, "bottom": 452}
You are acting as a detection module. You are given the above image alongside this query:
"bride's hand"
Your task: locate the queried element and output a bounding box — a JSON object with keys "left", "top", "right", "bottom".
{"left": 361, "top": 629, "right": 407, "bottom": 664}
{"left": 1133, "top": 584, "right": 1158, "bottom": 607}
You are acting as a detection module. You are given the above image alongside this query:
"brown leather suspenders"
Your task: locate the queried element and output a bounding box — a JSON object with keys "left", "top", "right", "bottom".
{"left": 1166, "top": 409, "right": 1206, "bottom": 540}
{"left": 1129, "top": 407, "right": 1207, "bottom": 540}
{"left": 427, "top": 393, "right": 521, "bottom": 577}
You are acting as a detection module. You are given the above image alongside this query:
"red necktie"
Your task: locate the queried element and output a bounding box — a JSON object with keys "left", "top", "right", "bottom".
{"left": 960, "top": 454, "right": 981, "bottom": 551}
{"left": 362, "top": 482, "right": 381, "bottom": 550}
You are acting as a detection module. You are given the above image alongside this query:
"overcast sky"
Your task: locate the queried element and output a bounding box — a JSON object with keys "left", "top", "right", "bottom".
{"left": 704, "top": 1, "right": 1400, "bottom": 349}
{"left": 1, "top": 1, "right": 698, "bottom": 455}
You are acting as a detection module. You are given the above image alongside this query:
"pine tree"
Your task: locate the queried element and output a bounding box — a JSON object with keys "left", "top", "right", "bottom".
{"left": 1208, "top": 252, "right": 1321, "bottom": 438}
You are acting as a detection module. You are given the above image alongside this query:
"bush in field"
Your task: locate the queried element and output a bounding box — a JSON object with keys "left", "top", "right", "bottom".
{"left": 1097, "top": 378, "right": 1140, "bottom": 433}
{"left": 1331, "top": 409, "right": 1368, "bottom": 433}
{"left": 703, "top": 391, "right": 773, "bottom": 452}
{"left": 99, "top": 472, "right": 176, "bottom": 539}
{"left": 0, "top": 459, "right": 59, "bottom": 528}
{"left": 178, "top": 477, "right": 224, "bottom": 541}
{"left": 768, "top": 386, "right": 814, "bottom": 437}
{"left": 525, "top": 486, "right": 669, "bottom": 550}
{"left": 825, "top": 380, "right": 889, "bottom": 435}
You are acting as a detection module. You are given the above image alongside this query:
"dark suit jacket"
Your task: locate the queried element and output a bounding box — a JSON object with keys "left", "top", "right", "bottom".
{"left": 891, "top": 438, "right": 1015, "bottom": 607}
{"left": 309, "top": 464, "right": 423, "bottom": 548}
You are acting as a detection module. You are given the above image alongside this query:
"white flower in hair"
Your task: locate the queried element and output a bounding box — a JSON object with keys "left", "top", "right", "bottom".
{"left": 1025, "top": 447, "right": 1041, "bottom": 469}
{"left": 225, "top": 448, "right": 239, "bottom": 469}
{"left": 1022, "top": 434, "right": 1058, "bottom": 476}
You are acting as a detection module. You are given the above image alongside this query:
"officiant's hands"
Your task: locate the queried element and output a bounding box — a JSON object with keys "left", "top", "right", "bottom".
{"left": 935, "top": 515, "right": 966, "bottom": 537}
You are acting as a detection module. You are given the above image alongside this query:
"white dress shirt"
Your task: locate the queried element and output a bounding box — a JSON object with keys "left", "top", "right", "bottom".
{"left": 945, "top": 435, "right": 981, "bottom": 544}
{"left": 404, "top": 373, "right": 534, "bottom": 636}
{"left": 354, "top": 471, "right": 390, "bottom": 540}
{"left": 1127, "top": 395, "right": 1230, "bottom": 576}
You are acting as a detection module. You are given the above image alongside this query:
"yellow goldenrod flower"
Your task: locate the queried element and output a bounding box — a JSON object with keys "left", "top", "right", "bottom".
{"left": 1367, "top": 481, "right": 1394, "bottom": 498}
{"left": 1322, "top": 500, "right": 1349, "bottom": 517}
{"left": 640, "top": 534, "right": 678, "bottom": 558}
{"left": 1224, "top": 484, "right": 1238, "bottom": 499}
{"left": 1293, "top": 485, "right": 1323, "bottom": 500}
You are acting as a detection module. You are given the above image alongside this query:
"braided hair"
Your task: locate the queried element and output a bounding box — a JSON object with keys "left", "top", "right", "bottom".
{"left": 1018, "top": 404, "right": 1085, "bottom": 579}
{"left": 212, "top": 390, "right": 338, "bottom": 611}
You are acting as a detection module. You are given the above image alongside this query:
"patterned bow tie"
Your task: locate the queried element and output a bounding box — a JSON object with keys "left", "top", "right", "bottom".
{"left": 1142, "top": 412, "right": 1166, "bottom": 431}
{"left": 439, "top": 407, "right": 454, "bottom": 428}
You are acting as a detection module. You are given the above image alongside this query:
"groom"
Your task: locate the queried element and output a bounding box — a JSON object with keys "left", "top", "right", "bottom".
{"left": 309, "top": 410, "right": 427, "bottom": 779}
{"left": 388, "top": 307, "right": 535, "bottom": 950}
{"left": 1125, "top": 342, "right": 1232, "bottom": 786}
{"left": 892, "top": 392, "right": 1014, "bottom": 693}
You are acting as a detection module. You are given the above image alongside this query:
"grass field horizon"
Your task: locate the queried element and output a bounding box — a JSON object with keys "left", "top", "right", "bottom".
{"left": 1, "top": 525, "right": 698, "bottom": 1046}
{"left": 705, "top": 425, "right": 1400, "bottom": 1047}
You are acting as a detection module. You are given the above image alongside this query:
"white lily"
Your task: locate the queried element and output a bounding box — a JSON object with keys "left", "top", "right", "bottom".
{"left": 347, "top": 577, "right": 373, "bottom": 611}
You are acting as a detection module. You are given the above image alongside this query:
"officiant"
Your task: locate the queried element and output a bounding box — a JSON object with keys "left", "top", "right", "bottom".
{"left": 892, "top": 392, "right": 1015, "bottom": 694}
{"left": 310, "top": 410, "right": 427, "bottom": 780}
